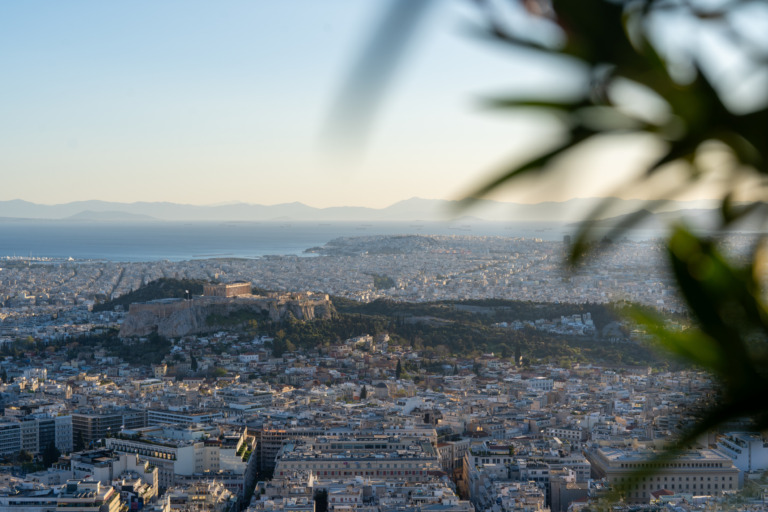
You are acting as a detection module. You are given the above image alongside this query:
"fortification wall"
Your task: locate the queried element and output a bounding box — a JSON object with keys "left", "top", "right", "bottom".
{"left": 119, "top": 294, "right": 334, "bottom": 338}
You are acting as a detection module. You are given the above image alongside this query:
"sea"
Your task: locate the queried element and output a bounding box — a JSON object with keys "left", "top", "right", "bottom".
{"left": 0, "top": 220, "right": 666, "bottom": 262}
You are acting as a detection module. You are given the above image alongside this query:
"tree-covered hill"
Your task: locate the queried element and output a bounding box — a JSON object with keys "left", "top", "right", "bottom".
{"left": 332, "top": 297, "right": 623, "bottom": 332}
{"left": 86, "top": 284, "right": 669, "bottom": 366}
{"left": 266, "top": 297, "right": 666, "bottom": 366}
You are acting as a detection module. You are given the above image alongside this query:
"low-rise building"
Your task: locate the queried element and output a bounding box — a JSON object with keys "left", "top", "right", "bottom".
{"left": 587, "top": 447, "right": 740, "bottom": 503}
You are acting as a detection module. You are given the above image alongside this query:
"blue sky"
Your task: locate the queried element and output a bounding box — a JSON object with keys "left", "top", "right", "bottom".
{"left": 0, "top": 0, "right": 734, "bottom": 208}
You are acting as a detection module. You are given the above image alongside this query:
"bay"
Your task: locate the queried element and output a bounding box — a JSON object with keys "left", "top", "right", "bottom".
{"left": 0, "top": 220, "right": 663, "bottom": 262}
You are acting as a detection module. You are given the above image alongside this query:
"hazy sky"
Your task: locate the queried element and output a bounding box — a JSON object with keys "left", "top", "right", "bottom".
{"left": 0, "top": 0, "right": 737, "bottom": 208}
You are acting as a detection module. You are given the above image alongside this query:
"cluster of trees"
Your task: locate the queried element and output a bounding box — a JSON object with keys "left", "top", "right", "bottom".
{"left": 333, "top": 297, "right": 635, "bottom": 332}
{"left": 0, "top": 444, "right": 58, "bottom": 473}
{"left": 66, "top": 330, "right": 171, "bottom": 366}
{"left": 206, "top": 308, "right": 268, "bottom": 328}
{"left": 265, "top": 311, "right": 393, "bottom": 355}
{"left": 254, "top": 297, "right": 663, "bottom": 366}
{"left": 0, "top": 336, "right": 51, "bottom": 359}
{"left": 92, "top": 278, "right": 206, "bottom": 312}
{"left": 370, "top": 274, "right": 396, "bottom": 290}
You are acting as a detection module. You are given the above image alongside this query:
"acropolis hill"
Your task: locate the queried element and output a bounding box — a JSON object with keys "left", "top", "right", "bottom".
{"left": 119, "top": 282, "right": 335, "bottom": 338}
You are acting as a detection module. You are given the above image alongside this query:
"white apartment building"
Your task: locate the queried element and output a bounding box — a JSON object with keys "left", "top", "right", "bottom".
{"left": 546, "top": 427, "right": 587, "bottom": 442}
{"left": 146, "top": 408, "right": 223, "bottom": 426}
{"left": 58, "top": 449, "right": 158, "bottom": 496}
{"left": 106, "top": 426, "right": 252, "bottom": 490}
{"left": 0, "top": 480, "right": 121, "bottom": 512}
{"left": 106, "top": 436, "right": 213, "bottom": 489}
{"left": 717, "top": 432, "right": 768, "bottom": 484}
{"left": 527, "top": 377, "right": 554, "bottom": 392}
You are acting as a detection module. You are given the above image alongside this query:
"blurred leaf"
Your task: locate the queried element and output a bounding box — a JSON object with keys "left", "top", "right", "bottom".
{"left": 567, "top": 188, "right": 700, "bottom": 263}
{"left": 327, "top": 1, "right": 768, "bottom": 452}
{"left": 461, "top": 125, "right": 596, "bottom": 205}
{"left": 632, "top": 309, "right": 725, "bottom": 376}
{"left": 467, "top": 3, "right": 768, "bottom": 245}
{"left": 576, "top": 106, "right": 650, "bottom": 131}
{"left": 724, "top": 110, "right": 768, "bottom": 173}
{"left": 668, "top": 226, "right": 767, "bottom": 334}
{"left": 567, "top": 207, "right": 658, "bottom": 264}
{"left": 483, "top": 97, "right": 591, "bottom": 111}
{"left": 621, "top": 226, "right": 768, "bottom": 458}
{"left": 644, "top": 138, "right": 698, "bottom": 175}
{"left": 324, "top": 0, "right": 437, "bottom": 147}
{"left": 720, "top": 195, "right": 768, "bottom": 228}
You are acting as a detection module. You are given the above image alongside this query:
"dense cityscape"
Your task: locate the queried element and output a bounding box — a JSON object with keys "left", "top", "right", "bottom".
{"left": 4, "top": 0, "right": 767, "bottom": 509}
{"left": 0, "top": 234, "right": 765, "bottom": 512}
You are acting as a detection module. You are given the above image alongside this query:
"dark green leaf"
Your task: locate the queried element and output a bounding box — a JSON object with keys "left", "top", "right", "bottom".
{"left": 461, "top": 126, "right": 596, "bottom": 205}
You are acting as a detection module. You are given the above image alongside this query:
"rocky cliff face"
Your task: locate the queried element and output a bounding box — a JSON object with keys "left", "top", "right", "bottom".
{"left": 119, "top": 294, "right": 334, "bottom": 338}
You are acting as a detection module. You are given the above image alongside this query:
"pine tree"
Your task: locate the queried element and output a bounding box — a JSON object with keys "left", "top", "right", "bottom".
{"left": 395, "top": 359, "right": 402, "bottom": 380}
{"left": 42, "top": 442, "right": 61, "bottom": 468}
{"left": 360, "top": 385, "right": 367, "bottom": 399}
{"left": 74, "top": 431, "right": 85, "bottom": 452}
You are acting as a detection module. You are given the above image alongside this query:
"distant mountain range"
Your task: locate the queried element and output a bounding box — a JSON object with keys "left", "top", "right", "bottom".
{"left": 576, "top": 206, "right": 768, "bottom": 232}
{"left": 0, "top": 197, "right": 728, "bottom": 224}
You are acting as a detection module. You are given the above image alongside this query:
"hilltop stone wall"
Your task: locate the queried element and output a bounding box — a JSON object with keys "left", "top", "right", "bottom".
{"left": 119, "top": 293, "right": 334, "bottom": 338}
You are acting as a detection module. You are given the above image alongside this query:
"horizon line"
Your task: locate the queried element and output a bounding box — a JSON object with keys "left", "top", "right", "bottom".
{"left": 0, "top": 195, "right": 723, "bottom": 210}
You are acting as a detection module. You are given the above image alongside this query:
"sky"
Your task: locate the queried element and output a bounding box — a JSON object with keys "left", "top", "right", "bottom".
{"left": 0, "top": 0, "right": 750, "bottom": 209}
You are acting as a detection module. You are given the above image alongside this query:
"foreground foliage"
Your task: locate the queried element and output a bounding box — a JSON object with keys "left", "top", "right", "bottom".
{"left": 334, "top": 0, "right": 768, "bottom": 444}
